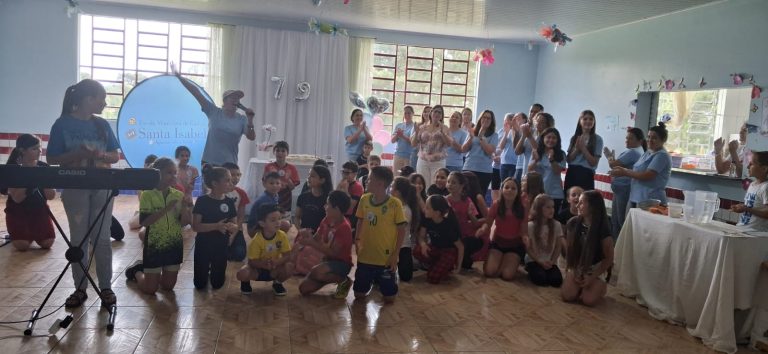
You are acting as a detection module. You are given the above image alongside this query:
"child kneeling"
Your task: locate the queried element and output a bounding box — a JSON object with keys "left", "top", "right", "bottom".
{"left": 237, "top": 204, "right": 294, "bottom": 296}
{"left": 414, "top": 195, "right": 464, "bottom": 284}
{"left": 298, "top": 191, "right": 354, "bottom": 298}
{"left": 125, "top": 158, "right": 193, "bottom": 294}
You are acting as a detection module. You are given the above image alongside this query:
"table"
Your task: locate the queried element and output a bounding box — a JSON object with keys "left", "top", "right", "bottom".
{"left": 241, "top": 157, "right": 335, "bottom": 214}
{"left": 615, "top": 209, "right": 768, "bottom": 353}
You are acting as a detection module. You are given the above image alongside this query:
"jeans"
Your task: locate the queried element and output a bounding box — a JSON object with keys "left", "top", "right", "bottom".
{"left": 61, "top": 189, "right": 115, "bottom": 290}
{"left": 409, "top": 149, "right": 419, "bottom": 171}
{"left": 500, "top": 164, "right": 517, "bottom": 183}
{"left": 610, "top": 184, "right": 631, "bottom": 239}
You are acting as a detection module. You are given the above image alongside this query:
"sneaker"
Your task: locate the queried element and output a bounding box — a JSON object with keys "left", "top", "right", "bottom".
{"left": 124, "top": 260, "right": 143, "bottom": 281}
{"left": 272, "top": 281, "right": 287, "bottom": 296}
{"left": 333, "top": 277, "right": 352, "bottom": 299}
{"left": 240, "top": 281, "right": 253, "bottom": 294}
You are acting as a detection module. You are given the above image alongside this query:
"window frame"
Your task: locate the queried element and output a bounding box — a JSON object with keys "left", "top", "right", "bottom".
{"left": 372, "top": 43, "right": 479, "bottom": 132}
{"left": 78, "top": 14, "right": 211, "bottom": 120}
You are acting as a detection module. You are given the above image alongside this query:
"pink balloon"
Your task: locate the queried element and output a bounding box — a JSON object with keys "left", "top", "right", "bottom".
{"left": 371, "top": 116, "right": 384, "bottom": 132}
{"left": 374, "top": 130, "right": 390, "bottom": 145}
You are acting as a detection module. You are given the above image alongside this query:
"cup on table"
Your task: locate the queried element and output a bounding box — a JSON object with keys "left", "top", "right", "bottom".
{"left": 668, "top": 202, "right": 683, "bottom": 219}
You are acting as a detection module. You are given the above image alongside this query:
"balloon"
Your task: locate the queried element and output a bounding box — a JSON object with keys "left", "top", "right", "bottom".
{"left": 371, "top": 116, "right": 384, "bottom": 132}
{"left": 372, "top": 142, "right": 383, "bottom": 156}
{"left": 377, "top": 98, "right": 390, "bottom": 114}
{"left": 270, "top": 76, "right": 284, "bottom": 99}
{"left": 382, "top": 142, "right": 396, "bottom": 154}
{"left": 366, "top": 96, "right": 379, "bottom": 114}
{"left": 295, "top": 81, "right": 310, "bottom": 101}
{"left": 362, "top": 111, "right": 373, "bottom": 127}
{"left": 349, "top": 92, "right": 366, "bottom": 109}
{"left": 374, "top": 130, "right": 390, "bottom": 145}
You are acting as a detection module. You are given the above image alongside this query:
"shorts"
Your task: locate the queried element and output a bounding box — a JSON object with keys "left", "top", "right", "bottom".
{"left": 251, "top": 267, "right": 274, "bottom": 281}
{"left": 143, "top": 263, "right": 181, "bottom": 274}
{"left": 490, "top": 241, "right": 526, "bottom": 260}
{"left": 491, "top": 168, "right": 501, "bottom": 190}
{"left": 353, "top": 262, "right": 398, "bottom": 297}
{"left": 324, "top": 260, "right": 352, "bottom": 278}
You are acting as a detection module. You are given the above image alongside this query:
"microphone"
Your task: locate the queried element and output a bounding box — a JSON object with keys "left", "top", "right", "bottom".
{"left": 236, "top": 103, "right": 248, "bottom": 111}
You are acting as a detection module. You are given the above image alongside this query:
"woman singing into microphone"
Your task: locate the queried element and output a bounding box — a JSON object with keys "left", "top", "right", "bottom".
{"left": 174, "top": 69, "right": 256, "bottom": 167}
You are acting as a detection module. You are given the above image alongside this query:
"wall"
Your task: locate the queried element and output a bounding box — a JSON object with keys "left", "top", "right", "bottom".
{"left": 0, "top": 0, "right": 79, "bottom": 134}
{"left": 0, "top": 0, "right": 538, "bottom": 137}
{"left": 533, "top": 0, "right": 768, "bottom": 200}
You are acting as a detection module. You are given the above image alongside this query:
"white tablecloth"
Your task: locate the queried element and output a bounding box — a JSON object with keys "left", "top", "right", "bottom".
{"left": 241, "top": 157, "right": 335, "bottom": 213}
{"left": 615, "top": 209, "right": 768, "bottom": 353}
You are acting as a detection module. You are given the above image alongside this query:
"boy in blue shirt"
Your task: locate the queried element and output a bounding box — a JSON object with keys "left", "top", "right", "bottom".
{"left": 244, "top": 171, "right": 290, "bottom": 293}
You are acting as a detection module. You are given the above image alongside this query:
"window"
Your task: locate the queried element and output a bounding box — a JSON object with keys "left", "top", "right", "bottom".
{"left": 78, "top": 15, "right": 210, "bottom": 119}
{"left": 372, "top": 43, "right": 479, "bottom": 132}
{"left": 654, "top": 87, "right": 751, "bottom": 170}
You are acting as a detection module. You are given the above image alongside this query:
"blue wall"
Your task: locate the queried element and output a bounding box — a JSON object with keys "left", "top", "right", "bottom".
{"left": 0, "top": 0, "right": 538, "bottom": 135}
{"left": 533, "top": 0, "right": 768, "bottom": 200}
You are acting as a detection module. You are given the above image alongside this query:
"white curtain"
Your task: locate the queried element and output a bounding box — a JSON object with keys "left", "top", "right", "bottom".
{"left": 348, "top": 37, "right": 373, "bottom": 99}
{"left": 206, "top": 23, "right": 235, "bottom": 105}
{"left": 228, "top": 26, "right": 349, "bottom": 173}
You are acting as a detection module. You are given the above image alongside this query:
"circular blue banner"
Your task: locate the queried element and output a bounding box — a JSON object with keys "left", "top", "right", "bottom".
{"left": 117, "top": 75, "right": 211, "bottom": 170}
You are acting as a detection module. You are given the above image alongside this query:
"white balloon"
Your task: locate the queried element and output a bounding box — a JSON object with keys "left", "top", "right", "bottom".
{"left": 295, "top": 82, "right": 311, "bottom": 101}
{"left": 270, "top": 76, "right": 285, "bottom": 99}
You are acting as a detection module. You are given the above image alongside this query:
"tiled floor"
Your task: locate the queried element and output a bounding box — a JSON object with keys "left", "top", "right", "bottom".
{"left": 0, "top": 195, "right": 759, "bottom": 353}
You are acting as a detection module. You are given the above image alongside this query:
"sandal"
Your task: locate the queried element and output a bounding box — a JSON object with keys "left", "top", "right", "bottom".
{"left": 100, "top": 288, "right": 117, "bottom": 308}
{"left": 65, "top": 289, "right": 88, "bottom": 308}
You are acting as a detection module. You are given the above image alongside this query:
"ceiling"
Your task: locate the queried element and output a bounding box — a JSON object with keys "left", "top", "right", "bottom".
{"left": 84, "top": 0, "right": 724, "bottom": 42}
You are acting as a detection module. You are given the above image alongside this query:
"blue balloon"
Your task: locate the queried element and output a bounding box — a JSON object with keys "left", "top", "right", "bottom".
{"left": 117, "top": 75, "right": 211, "bottom": 170}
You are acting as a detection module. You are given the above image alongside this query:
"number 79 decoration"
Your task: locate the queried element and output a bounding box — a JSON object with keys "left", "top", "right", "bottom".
{"left": 270, "top": 76, "right": 311, "bottom": 102}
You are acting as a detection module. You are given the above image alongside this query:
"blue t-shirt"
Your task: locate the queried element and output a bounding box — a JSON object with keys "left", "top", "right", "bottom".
{"left": 516, "top": 138, "right": 534, "bottom": 172}
{"left": 48, "top": 115, "right": 120, "bottom": 159}
{"left": 532, "top": 150, "right": 566, "bottom": 200}
{"left": 611, "top": 147, "right": 643, "bottom": 188}
{"left": 499, "top": 130, "right": 520, "bottom": 165}
{"left": 568, "top": 134, "right": 604, "bottom": 171}
{"left": 629, "top": 149, "right": 672, "bottom": 204}
{"left": 463, "top": 133, "right": 499, "bottom": 173}
{"left": 247, "top": 191, "right": 279, "bottom": 230}
{"left": 344, "top": 124, "right": 366, "bottom": 158}
{"left": 392, "top": 122, "right": 415, "bottom": 158}
{"left": 445, "top": 128, "right": 469, "bottom": 168}
{"left": 201, "top": 100, "right": 248, "bottom": 165}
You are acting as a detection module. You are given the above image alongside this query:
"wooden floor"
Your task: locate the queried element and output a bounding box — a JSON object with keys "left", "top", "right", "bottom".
{"left": 0, "top": 195, "right": 758, "bottom": 353}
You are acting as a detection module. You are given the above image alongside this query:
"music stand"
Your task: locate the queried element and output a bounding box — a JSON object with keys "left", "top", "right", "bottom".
{"left": 0, "top": 165, "right": 159, "bottom": 335}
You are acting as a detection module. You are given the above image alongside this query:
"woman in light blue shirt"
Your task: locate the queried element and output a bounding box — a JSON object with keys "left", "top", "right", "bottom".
{"left": 344, "top": 109, "right": 372, "bottom": 162}
{"left": 461, "top": 110, "right": 499, "bottom": 193}
{"left": 445, "top": 111, "right": 469, "bottom": 172}
{"left": 604, "top": 128, "right": 646, "bottom": 238}
{"left": 391, "top": 106, "right": 415, "bottom": 173}
{"left": 565, "top": 110, "right": 603, "bottom": 194}
{"left": 515, "top": 111, "right": 554, "bottom": 186}
{"left": 528, "top": 127, "right": 567, "bottom": 213}
{"left": 498, "top": 112, "right": 525, "bottom": 182}
{"left": 609, "top": 122, "right": 672, "bottom": 207}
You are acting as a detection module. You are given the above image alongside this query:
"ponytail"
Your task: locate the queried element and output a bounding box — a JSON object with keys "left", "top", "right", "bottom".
{"left": 4, "top": 134, "right": 40, "bottom": 166}
{"left": 60, "top": 79, "right": 105, "bottom": 116}
{"left": 202, "top": 165, "right": 228, "bottom": 189}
